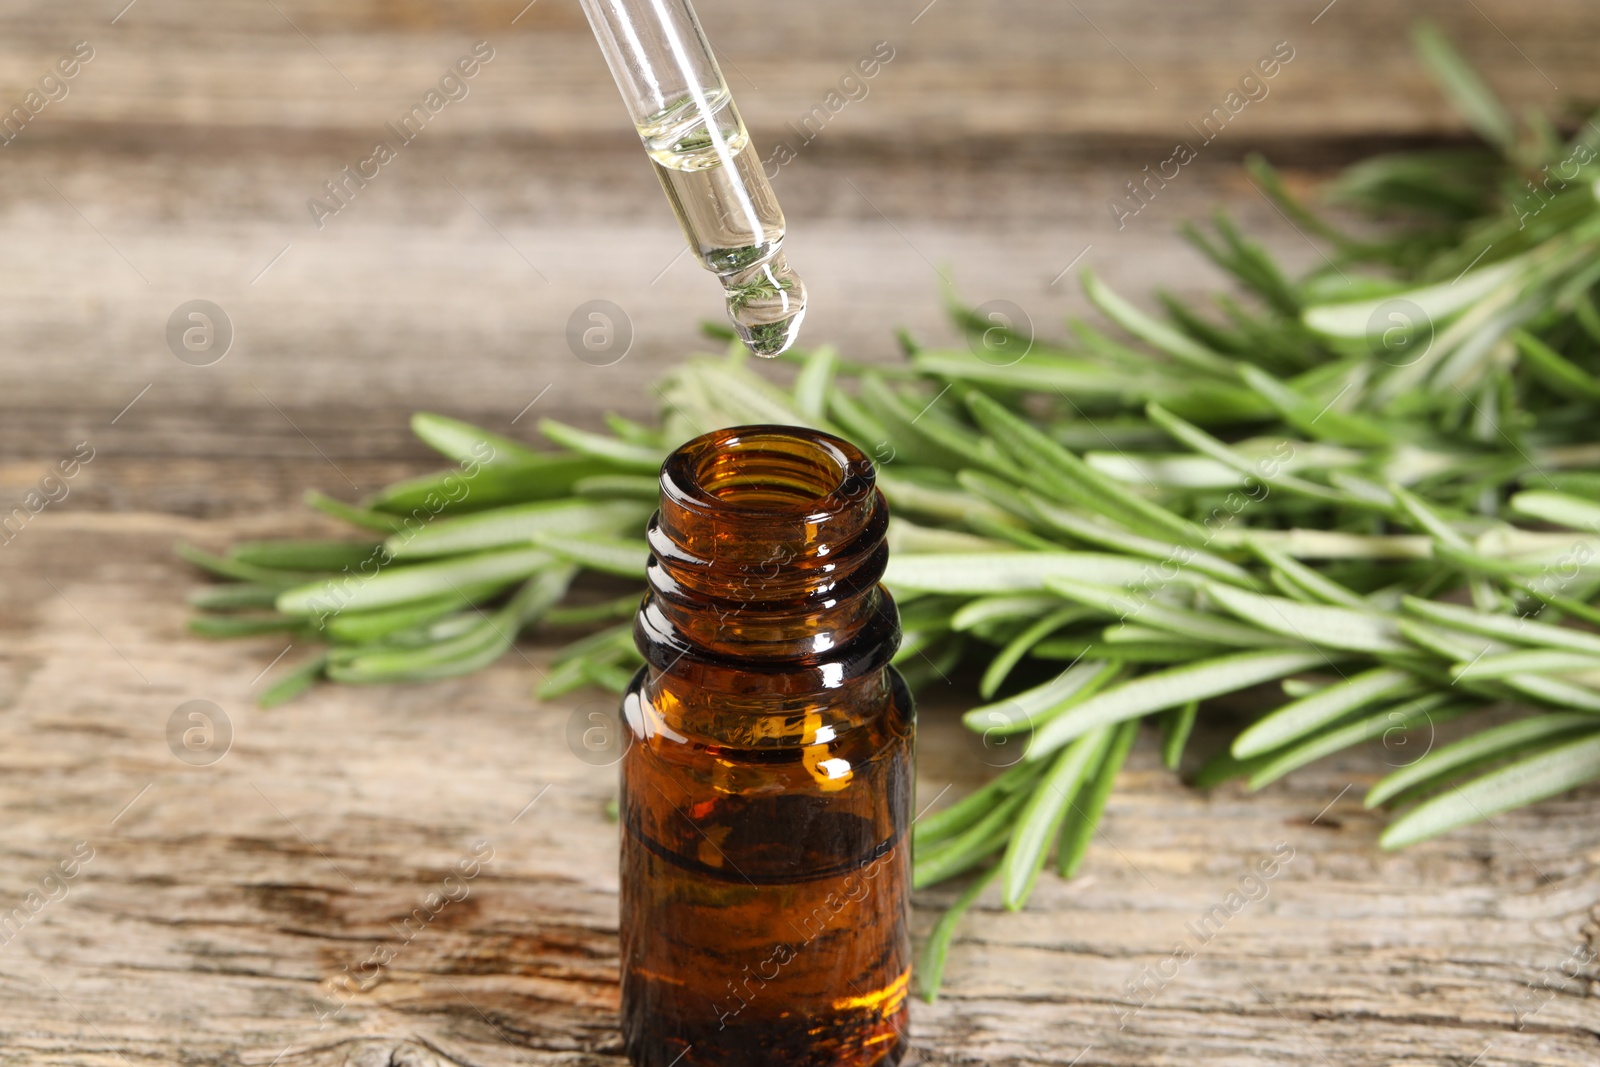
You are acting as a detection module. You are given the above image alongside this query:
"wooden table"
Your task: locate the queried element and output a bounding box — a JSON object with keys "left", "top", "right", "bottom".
{"left": 3, "top": 2, "right": 1598, "bottom": 1063}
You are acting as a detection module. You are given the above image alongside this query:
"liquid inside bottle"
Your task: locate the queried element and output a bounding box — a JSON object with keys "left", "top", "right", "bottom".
{"left": 639, "top": 94, "right": 808, "bottom": 357}
{"left": 619, "top": 426, "right": 913, "bottom": 1067}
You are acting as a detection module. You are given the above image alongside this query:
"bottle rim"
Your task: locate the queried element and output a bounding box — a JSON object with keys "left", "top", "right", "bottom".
{"left": 659, "top": 424, "right": 875, "bottom": 522}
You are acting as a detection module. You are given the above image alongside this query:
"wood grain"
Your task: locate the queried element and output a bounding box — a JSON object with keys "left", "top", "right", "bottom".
{"left": 3, "top": 0, "right": 1599, "bottom": 508}
{"left": 4, "top": 1, "right": 1600, "bottom": 1061}
{"left": 1, "top": 513, "right": 1597, "bottom": 1065}
{"left": 0, "top": 0, "right": 1593, "bottom": 144}
{"left": 0, "top": 139, "right": 1332, "bottom": 510}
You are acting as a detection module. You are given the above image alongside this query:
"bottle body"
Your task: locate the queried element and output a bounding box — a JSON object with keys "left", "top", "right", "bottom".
{"left": 619, "top": 426, "right": 913, "bottom": 1067}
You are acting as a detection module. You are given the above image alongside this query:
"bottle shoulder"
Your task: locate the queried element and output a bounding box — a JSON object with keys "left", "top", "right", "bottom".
{"left": 622, "top": 660, "right": 913, "bottom": 756}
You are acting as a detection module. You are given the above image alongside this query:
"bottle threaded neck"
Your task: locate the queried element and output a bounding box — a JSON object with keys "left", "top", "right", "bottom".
{"left": 637, "top": 425, "right": 894, "bottom": 681}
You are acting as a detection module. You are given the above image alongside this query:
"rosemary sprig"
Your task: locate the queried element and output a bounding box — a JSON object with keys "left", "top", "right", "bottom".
{"left": 181, "top": 25, "right": 1600, "bottom": 1000}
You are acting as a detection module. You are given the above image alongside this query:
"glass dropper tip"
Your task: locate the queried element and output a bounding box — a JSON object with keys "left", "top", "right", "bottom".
{"left": 724, "top": 254, "right": 807, "bottom": 357}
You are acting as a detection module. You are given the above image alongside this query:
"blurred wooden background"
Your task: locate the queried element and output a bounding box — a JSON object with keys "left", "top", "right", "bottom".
{"left": 2, "top": 2, "right": 1599, "bottom": 1064}
{"left": 1, "top": 0, "right": 1597, "bottom": 513}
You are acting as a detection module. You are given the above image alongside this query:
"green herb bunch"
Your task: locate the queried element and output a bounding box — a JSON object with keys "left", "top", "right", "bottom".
{"left": 183, "top": 25, "right": 1600, "bottom": 999}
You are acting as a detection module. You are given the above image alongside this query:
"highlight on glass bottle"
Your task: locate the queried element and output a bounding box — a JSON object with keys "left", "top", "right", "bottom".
{"left": 618, "top": 425, "right": 914, "bottom": 1067}
{"left": 577, "top": 0, "right": 807, "bottom": 357}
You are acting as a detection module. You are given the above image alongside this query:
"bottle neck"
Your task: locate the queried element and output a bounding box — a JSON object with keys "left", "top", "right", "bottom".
{"left": 634, "top": 425, "right": 897, "bottom": 695}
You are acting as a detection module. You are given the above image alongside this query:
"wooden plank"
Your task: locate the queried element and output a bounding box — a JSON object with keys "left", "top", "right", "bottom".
{"left": 5, "top": 3, "right": 1600, "bottom": 1056}
{"left": 5, "top": 1, "right": 1596, "bottom": 500}
{"left": 0, "top": 141, "right": 1315, "bottom": 496}
{"left": 0, "top": 512, "right": 1596, "bottom": 1064}
{"left": 0, "top": 0, "right": 1592, "bottom": 143}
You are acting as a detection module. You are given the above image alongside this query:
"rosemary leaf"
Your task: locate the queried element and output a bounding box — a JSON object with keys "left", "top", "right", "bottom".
{"left": 1000, "top": 724, "right": 1114, "bottom": 909}
{"left": 1380, "top": 732, "right": 1600, "bottom": 848}
{"left": 1058, "top": 718, "right": 1140, "bottom": 877}
{"left": 1030, "top": 650, "right": 1331, "bottom": 759}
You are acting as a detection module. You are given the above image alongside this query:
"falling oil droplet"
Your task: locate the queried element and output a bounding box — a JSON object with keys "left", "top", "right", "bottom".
{"left": 723, "top": 255, "right": 807, "bottom": 358}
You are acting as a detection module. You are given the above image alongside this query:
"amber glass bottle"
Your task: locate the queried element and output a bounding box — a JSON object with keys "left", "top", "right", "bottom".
{"left": 619, "top": 425, "right": 914, "bottom": 1067}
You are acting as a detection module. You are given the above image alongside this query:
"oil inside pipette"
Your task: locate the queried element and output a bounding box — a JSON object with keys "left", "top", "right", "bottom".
{"left": 640, "top": 92, "right": 807, "bottom": 357}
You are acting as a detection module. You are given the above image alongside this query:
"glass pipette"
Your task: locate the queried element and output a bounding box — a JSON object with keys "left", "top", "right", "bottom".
{"left": 578, "top": 0, "right": 806, "bottom": 356}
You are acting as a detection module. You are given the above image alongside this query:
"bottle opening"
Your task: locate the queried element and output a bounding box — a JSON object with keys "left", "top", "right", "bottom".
{"left": 669, "top": 426, "right": 870, "bottom": 517}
